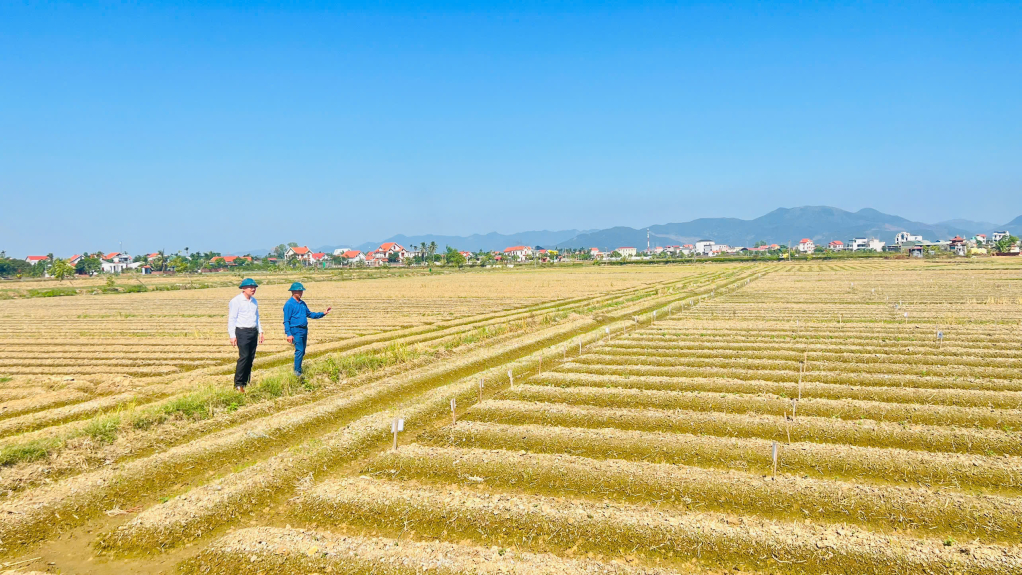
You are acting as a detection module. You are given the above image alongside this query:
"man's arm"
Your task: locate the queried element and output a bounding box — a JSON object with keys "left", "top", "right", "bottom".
{"left": 308, "top": 303, "right": 331, "bottom": 319}
{"left": 256, "top": 302, "right": 264, "bottom": 344}
{"left": 283, "top": 300, "right": 294, "bottom": 342}
{"left": 228, "top": 298, "right": 239, "bottom": 346}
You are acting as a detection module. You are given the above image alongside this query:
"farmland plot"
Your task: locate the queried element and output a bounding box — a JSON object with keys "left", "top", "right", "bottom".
{"left": 4, "top": 260, "right": 1022, "bottom": 574}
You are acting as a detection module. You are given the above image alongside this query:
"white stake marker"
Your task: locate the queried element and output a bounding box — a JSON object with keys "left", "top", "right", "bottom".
{"left": 771, "top": 442, "right": 778, "bottom": 477}
{"left": 508, "top": 369, "right": 514, "bottom": 388}
{"left": 391, "top": 417, "right": 404, "bottom": 451}
{"left": 451, "top": 397, "right": 457, "bottom": 425}
{"left": 478, "top": 378, "right": 484, "bottom": 402}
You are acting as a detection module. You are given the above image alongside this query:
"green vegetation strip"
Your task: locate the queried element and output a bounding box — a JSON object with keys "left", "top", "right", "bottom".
{"left": 574, "top": 352, "right": 1020, "bottom": 382}
{"left": 535, "top": 372, "right": 1022, "bottom": 410}
{"left": 504, "top": 383, "right": 1022, "bottom": 430}
{"left": 465, "top": 400, "right": 1022, "bottom": 456}
{"left": 370, "top": 444, "right": 1022, "bottom": 542}
{"left": 180, "top": 527, "right": 672, "bottom": 575}
{"left": 427, "top": 421, "right": 1022, "bottom": 494}
{"left": 296, "top": 476, "right": 1018, "bottom": 575}
{"left": 559, "top": 362, "right": 1022, "bottom": 393}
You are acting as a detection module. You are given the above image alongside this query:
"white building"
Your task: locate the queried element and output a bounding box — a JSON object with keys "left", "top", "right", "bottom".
{"left": 372, "top": 242, "right": 409, "bottom": 262}
{"left": 895, "top": 232, "right": 923, "bottom": 245}
{"left": 285, "top": 246, "right": 313, "bottom": 265}
{"left": 337, "top": 250, "right": 365, "bottom": 264}
{"left": 694, "top": 240, "right": 715, "bottom": 255}
{"left": 847, "top": 238, "right": 869, "bottom": 251}
{"left": 796, "top": 238, "right": 815, "bottom": 253}
{"left": 101, "top": 252, "right": 132, "bottom": 273}
{"left": 992, "top": 231, "right": 1010, "bottom": 243}
{"left": 616, "top": 247, "right": 637, "bottom": 257}
{"left": 502, "top": 245, "right": 533, "bottom": 261}
{"left": 867, "top": 238, "right": 886, "bottom": 251}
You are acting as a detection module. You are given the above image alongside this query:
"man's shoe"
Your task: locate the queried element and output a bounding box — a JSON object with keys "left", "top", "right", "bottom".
{"left": 235, "top": 385, "right": 246, "bottom": 393}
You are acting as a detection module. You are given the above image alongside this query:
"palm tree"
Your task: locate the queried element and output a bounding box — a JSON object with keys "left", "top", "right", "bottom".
{"left": 428, "top": 241, "right": 438, "bottom": 264}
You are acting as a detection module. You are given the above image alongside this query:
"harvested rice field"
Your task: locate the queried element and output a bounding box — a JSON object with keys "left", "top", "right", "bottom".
{"left": 3, "top": 260, "right": 1022, "bottom": 574}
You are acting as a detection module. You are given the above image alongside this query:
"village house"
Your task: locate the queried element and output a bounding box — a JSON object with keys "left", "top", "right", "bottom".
{"left": 796, "top": 238, "right": 815, "bottom": 254}
{"left": 338, "top": 250, "right": 366, "bottom": 264}
{"left": 694, "top": 240, "right": 715, "bottom": 255}
{"left": 210, "top": 255, "right": 253, "bottom": 267}
{"left": 309, "top": 252, "right": 328, "bottom": 265}
{"left": 285, "top": 246, "right": 313, "bottom": 265}
{"left": 973, "top": 234, "right": 987, "bottom": 245}
{"left": 992, "top": 231, "right": 1010, "bottom": 243}
{"left": 67, "top": 254, "right": 84, "bottom": 266}
{"left": 949, "top": 236, "right": 968, "bottom": 256}
{"left": 616, "top": 247, "right": 637, "bottom": 257}
{"left": 847, "top": 238, "right": 869, "bottom": 251}
{"left": 828, "top": 240, "right": 844, "bottom": 251}
{"left": 372, "top": 242, "right": 409, "bottom": 262}
{"left": 894, "top": 232, "right": 923, "bottom": 246}
{"left": 589, "top": 247, "right": 602, "bottom": 259}
{"left": 101, "top": 252, "right": 132, "bottom": 273}
{"left": 503, "top": 246, "right": 533, "bottom": 262}
{"left": 25, "top": 255, "right": 49, "bottom": 264}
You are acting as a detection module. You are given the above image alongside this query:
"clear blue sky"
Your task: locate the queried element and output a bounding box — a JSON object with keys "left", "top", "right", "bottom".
{"left": 2, "top": 1, "right": 1019, "bottom": 256}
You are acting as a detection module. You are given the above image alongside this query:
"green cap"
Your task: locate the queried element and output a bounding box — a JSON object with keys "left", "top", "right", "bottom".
{"left": 288, "top": 282, "right": 306, "bottom": 291}
{"left": 239, "top": 278, "right": 258, "bottom": 288}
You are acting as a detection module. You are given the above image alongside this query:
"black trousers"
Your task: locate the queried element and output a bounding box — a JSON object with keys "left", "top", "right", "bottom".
{"left": 234, "top": 327, "right": 259, "bottom": 386}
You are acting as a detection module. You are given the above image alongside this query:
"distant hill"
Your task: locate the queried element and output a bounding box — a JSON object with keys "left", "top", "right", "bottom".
{"left": 556, "top": 207, "right": 977, "bottom": 250}
{"left": 935, "top": 219, "right": 1000, "bottom": 236}
{"left": 1001, "top": 215, "right": 1022, "bottom": 230}
{"left": 244, "top": 207, "right": 1020, "bottom": 257}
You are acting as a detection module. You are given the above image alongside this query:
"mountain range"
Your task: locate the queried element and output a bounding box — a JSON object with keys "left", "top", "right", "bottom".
{"left": 239, "top": 206, "right": 1019, "bottom": 255}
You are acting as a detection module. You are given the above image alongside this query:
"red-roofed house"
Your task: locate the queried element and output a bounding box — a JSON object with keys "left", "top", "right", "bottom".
{"left": 67, "top": 254, "right": 83, "bottom": 266}
{"left": 285, "top": 246, "right": 312, "bottom": 265}
{"left": 215, "top": 255, "right": 253, "bottom": 266}
{"left": 828, "top": 240, "right": 844, "bottom": 251}
{"left": 338, "top": 250, "right": 365, "bottom": 264}
{"left": 25, "top": 255, "right": 49, "bottom": 264}
{"left": 503, "top": 246, "right": 533, "bottom": 261}
{"left": 797, "top": 238, "right": 815, "bottom": 254}
{"left": 372, "top": 242, "right": 408, "bottom": 263}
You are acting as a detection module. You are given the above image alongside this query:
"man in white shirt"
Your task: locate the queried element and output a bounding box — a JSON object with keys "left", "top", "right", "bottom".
{"left": 228, "top": 278, "right": 264, "bottom": 391}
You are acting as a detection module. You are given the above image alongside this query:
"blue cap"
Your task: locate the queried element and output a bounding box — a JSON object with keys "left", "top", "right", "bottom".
{"left": 288, "top": 282, "right": 306, "bottom": 291}
{"left": 239, "top": 278, "right": 258, "bottom": 288}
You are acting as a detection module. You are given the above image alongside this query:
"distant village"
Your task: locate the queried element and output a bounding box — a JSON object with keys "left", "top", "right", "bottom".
{"left": 4, "top": 230, "right": 1019, "bottom": 278}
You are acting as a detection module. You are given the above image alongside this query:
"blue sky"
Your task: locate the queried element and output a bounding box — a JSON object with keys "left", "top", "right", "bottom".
{"left": 1, "top": 1, "right": 1019, "bottom": 256}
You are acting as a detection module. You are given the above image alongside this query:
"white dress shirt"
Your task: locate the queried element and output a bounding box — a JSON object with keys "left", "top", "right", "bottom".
{"left": 228, "top": 293, "right": 263, "bottom": 337}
